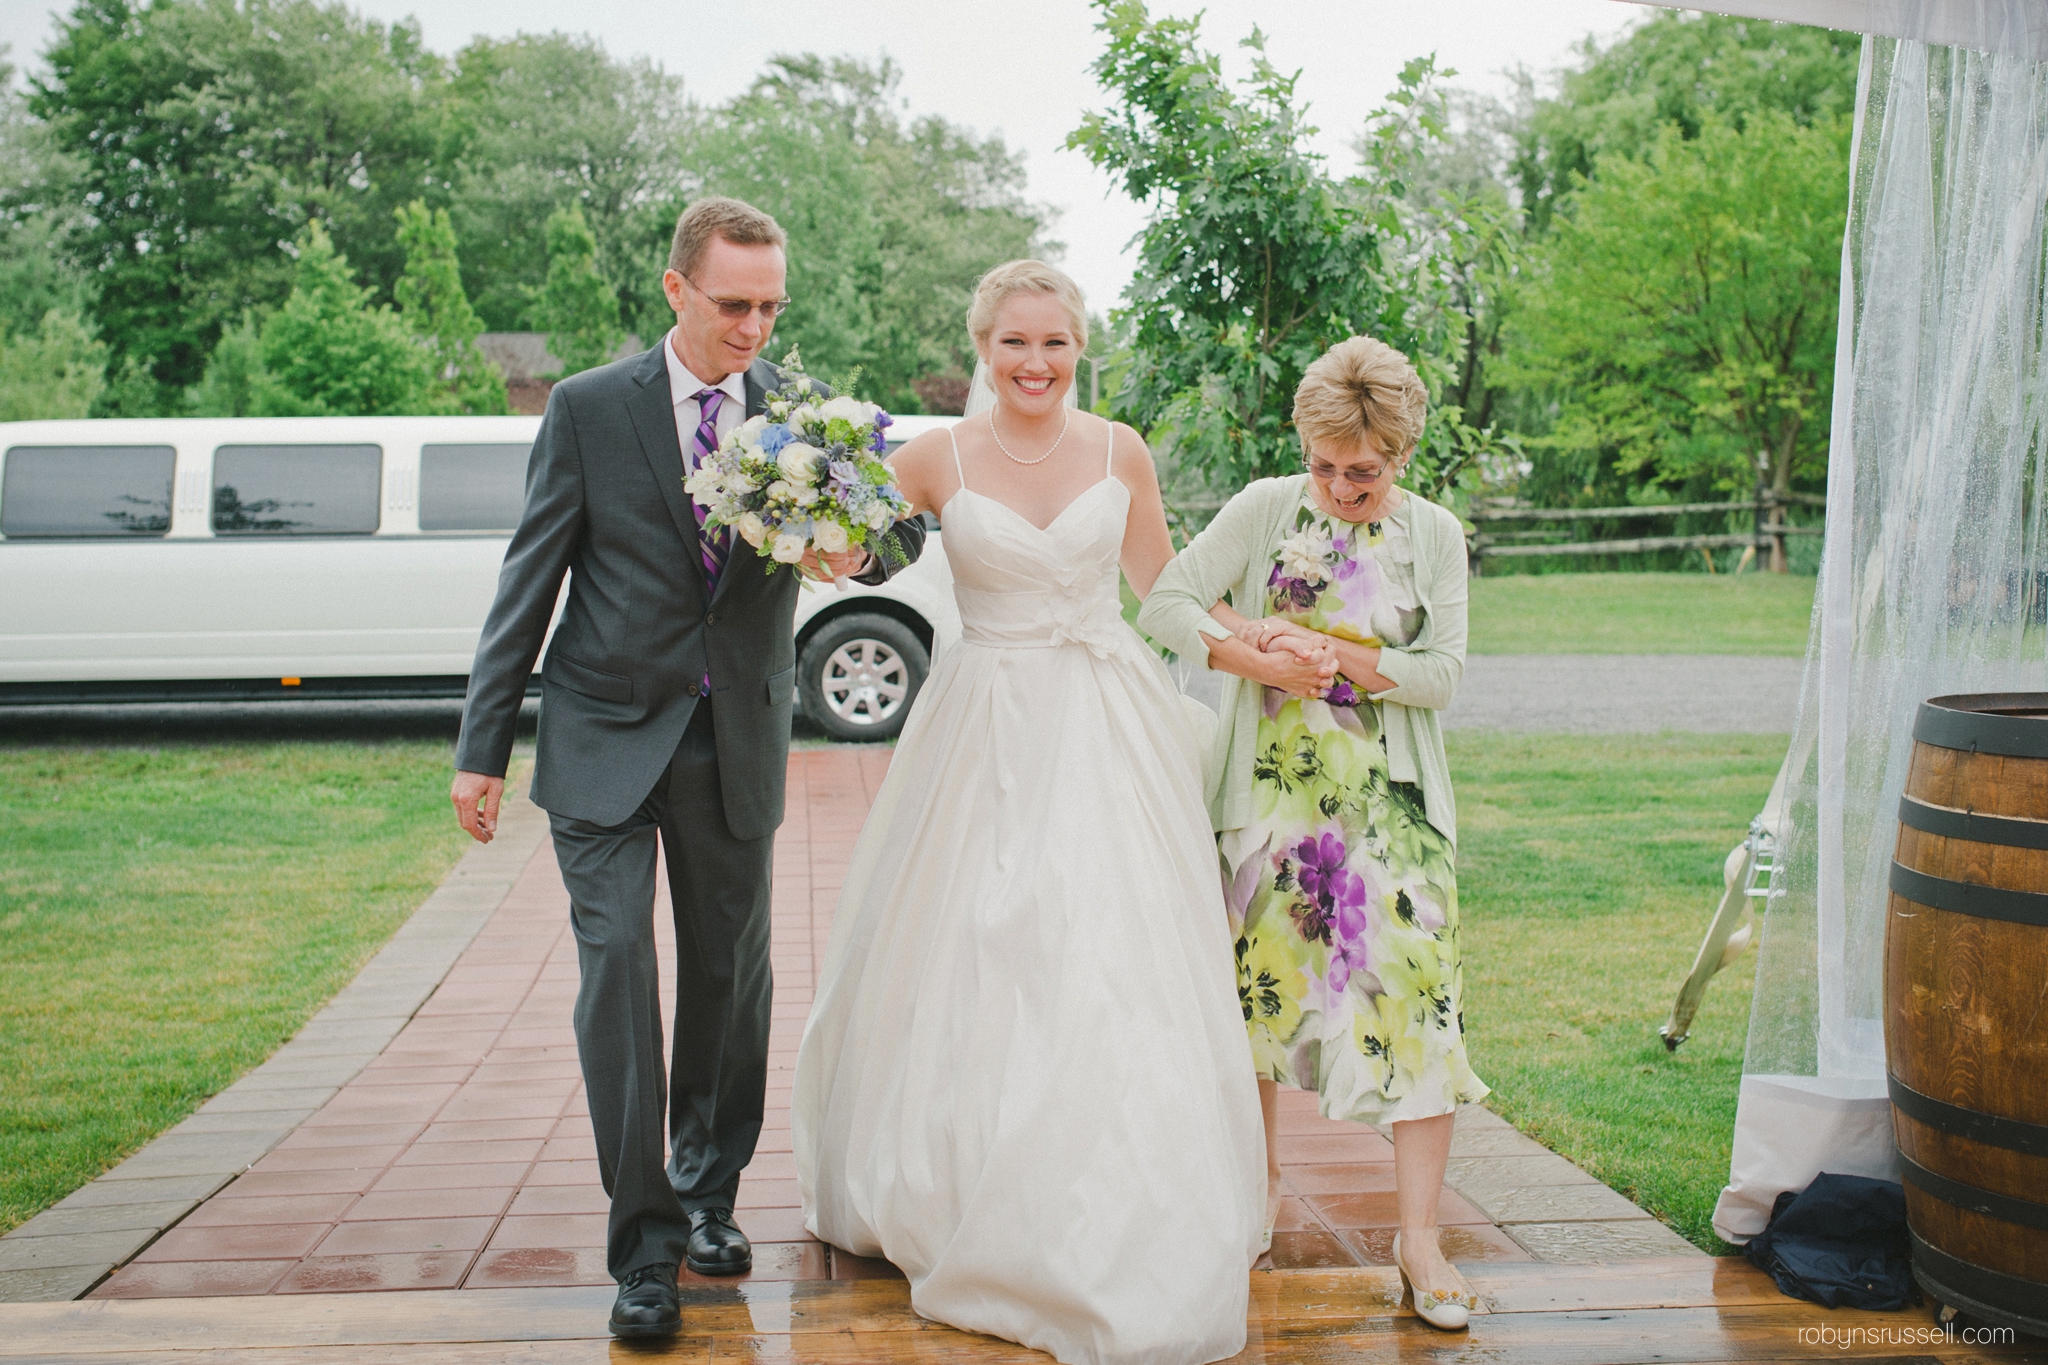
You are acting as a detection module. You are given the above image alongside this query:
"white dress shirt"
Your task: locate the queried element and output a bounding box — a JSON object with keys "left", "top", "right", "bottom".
{"left": 662, "top": 328, "right": 747, "bottom": 468}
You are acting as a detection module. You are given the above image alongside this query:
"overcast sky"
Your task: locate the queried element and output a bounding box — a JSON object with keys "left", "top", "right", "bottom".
{"left": 3, "top": 0, "right": 1650, "bottom": 309}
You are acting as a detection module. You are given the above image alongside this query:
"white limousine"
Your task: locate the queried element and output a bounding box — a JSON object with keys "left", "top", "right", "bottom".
{"left": 0, "top": 414, "right": 960, "bottom": 741}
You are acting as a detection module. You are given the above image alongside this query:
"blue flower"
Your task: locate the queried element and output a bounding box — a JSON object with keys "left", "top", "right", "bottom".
{"left": 759, "top": 424, "right": 794, "bottom": 456}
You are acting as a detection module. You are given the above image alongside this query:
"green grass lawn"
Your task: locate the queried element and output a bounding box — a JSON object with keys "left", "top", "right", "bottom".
{"left": 0, "top": 744, "right": 474, "bottom": 1234}
{"left": 1468, "top": 571, "right": 1814, "bottom": 655}
{"left": 1451, "top": 730, "right": 1777, "bottom": 1253}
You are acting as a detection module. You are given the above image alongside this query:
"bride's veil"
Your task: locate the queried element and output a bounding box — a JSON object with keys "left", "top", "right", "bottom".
{"left": 961, "top": 358, "right": 1081, "bottom": 419}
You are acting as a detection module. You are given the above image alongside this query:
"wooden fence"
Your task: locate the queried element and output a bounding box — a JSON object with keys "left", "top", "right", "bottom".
{"left": 1465, "top": 491, "right": 1825, "bottom": 573}
{"left": 1163, "top": 489, "right": 1827, "bottom": 573}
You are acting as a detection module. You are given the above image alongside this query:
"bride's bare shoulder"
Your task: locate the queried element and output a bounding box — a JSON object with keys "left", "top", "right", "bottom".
{"left": 1107, "top": 419, "right": 1159, "bottom": 490}
{"left": 886, "top": 423, "right": 963, "bottom": 508}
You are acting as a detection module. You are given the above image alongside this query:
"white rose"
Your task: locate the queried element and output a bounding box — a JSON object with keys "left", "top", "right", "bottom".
{"left": 738, "top": 413, "right": 768, "bottom": 440}
{"left": 1277, "top": 528, "right": 1333, "bottom": 586}
{"left": 778, "top": 443, "right": 822, "bottom": 484}
{"left": 766, "top": 479, "right": 792, "bottom": 502}
{"left": 818, "top": 395, "right": 867, "bottom": 425}
{"left": 771, "top": 531, "right": 808, "bottom": 563}
{"left": 812, "top": 520, "right": 849, "bottom": 553}
{"left": 865, "top": 503, "right": 890, "bottom": 529}
{"left": 736, "top": 512, "right": 768, "bottom": 548}
{"left": 794, "top": 487, "right": 819, "bottom": 507}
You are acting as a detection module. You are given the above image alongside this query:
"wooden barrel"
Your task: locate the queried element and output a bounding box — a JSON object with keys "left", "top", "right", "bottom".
{"left": 1886, "top": 692, "right": 2048, "bottom": 1335}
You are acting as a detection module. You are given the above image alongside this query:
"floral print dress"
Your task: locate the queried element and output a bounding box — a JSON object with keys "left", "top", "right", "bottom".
{"left": 1226, "top": 491, "right": 1488, "bottom": 1125}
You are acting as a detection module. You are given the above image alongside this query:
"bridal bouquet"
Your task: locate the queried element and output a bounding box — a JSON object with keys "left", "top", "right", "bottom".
{"left": 685, "top": 350, "right": 911, "bottom": 576}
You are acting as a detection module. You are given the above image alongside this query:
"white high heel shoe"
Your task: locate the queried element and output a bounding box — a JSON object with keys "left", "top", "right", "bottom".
{"left": 1392, "top": 1232, "right": 1474, "bottom": 1331}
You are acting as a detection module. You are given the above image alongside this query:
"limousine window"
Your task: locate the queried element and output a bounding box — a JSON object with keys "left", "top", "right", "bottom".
{"left": 1, "top": 445, "right": 174, "bottom": 538}
{"left": 213, "top": 445, "right": 381, "bottom": 535}
{"left": 419, "top": 443, "right": 527, "bottom": 531}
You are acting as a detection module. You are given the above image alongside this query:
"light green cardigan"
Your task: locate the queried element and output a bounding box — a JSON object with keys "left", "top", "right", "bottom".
{"left": 1137, "top": 474, "right": 1469, "bottom": 846}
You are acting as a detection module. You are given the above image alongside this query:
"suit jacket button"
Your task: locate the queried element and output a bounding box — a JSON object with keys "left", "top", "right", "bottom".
{"left": 686, "top": 682, "right": 701, "bottom": 697}
{"left": 705, "top": 611, "right": 717, "bottom": 626}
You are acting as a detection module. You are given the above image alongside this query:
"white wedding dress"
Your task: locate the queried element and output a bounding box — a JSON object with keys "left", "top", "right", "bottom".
{"left": 793, "top": 425, "right": 1265, "bottom": 1365}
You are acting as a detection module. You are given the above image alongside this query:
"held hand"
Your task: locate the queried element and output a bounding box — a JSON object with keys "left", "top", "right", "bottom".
{"left": 1239, "top": 616, "right": 1320, "bottom": 658}
{"left": 452, "top": 771, "right": 504, "bottom": 844}
{"left": 1257, "top": 637, "right": 1339, "bottom": 700}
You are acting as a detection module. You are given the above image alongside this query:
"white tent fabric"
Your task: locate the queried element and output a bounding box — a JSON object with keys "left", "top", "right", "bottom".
{"left": 1707, "top": 28, "right": 2048, "bottom": 1240}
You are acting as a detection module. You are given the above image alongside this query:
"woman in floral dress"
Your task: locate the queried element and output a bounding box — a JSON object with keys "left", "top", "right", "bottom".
{"left": 1139, "top": 336, "right": 1484, "bottom": 1331}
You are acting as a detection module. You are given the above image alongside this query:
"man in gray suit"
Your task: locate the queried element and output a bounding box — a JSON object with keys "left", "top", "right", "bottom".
{"left": 450, "top": 197, "right": 923, "bottom": 1338}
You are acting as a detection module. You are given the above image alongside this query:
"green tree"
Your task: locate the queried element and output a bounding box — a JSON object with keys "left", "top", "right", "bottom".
{"left": 533, "top": 206, "right": 625, "bottom": 379}
{"left": 30, "top": 0, "right": 443, "bottom": 393}
{"left": 1071, "top": 2, "right": 1501, "bottom": 494}
{"left": 442, "top": 32, "right": 695, "bottom": 335}
{"left": 1512, "top": 12, "right": 1859, "bottom": 233}
{"left": 0, "top": 49, "right": 93, "bottom": 342}
{"left": 689, "top": 55, "right": 1049, "bottom": 414}
{"left": 187, "top": 314, "right": 277, "bottom": 417}
{"left": 394, "top": 201, "right": 507, "bottom": 414}
{"left": 1500, "top": 111, "right": 1848, "bottom": 518}
{"left": 0, "top": 311, "right": 108, "bottom": 420}
{"left": 252, "top": 221, "right": 437, "bottom": 415}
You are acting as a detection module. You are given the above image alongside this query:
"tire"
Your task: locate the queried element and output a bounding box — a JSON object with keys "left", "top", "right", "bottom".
{"left": 797, "top": 612, "right": 929, "bottom": 743}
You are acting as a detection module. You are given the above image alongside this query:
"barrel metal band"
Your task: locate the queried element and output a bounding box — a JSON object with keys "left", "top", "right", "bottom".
{"left": 1900, "top": 1153, "right": 2048, "bottom": 1231}
{"left": 1899, "top": 795, "right": 2048, "bottom": 851}
{"left": 1889, "top": 1074, "right": 2048, "bottom": 1158}
{"left": 1909, "top": 1231, "right": 2048, "bottom": 1331}
{"left": 1915, "top": 696, "right": 2048, "bottom": 759}
{"left": 1889, "top": 860, "right": 2048, "bottom": 927}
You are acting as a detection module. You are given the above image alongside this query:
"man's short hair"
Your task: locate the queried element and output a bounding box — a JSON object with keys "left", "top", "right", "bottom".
{"left": 668, "top": 197, "right": 787, "bottom": 279}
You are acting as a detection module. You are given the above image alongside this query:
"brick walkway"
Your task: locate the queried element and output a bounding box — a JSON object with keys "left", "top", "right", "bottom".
{"left": 81, "top": 747, "right": 1685, "bottom": 1300}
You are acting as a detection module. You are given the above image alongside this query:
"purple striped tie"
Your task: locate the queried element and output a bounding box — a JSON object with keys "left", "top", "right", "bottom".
{"left": 689, "top": 388, "right": 731, "bottom": 595}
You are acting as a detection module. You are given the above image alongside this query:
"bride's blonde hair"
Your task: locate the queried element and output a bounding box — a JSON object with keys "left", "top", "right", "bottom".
{"left": 968, "top": 260, "right": 1089, "bottom": 351}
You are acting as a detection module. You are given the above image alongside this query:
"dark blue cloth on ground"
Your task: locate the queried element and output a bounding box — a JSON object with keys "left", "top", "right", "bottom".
{"left": 1744, "top": 1172, "right": 1913, "bottom": 1311}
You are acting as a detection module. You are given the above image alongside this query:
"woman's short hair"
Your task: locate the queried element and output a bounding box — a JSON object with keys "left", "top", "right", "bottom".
{"left": 669, "top": 197, "right": 787, "bottom": 278}
{"left": 1293, "top": 336, "right": 1427, "bottom": 461}
{"left": 968, "top": 260, "right": 1089, "bottom": 351}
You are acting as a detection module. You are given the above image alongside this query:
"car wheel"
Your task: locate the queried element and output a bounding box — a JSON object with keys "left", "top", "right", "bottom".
{"left": 798, "top": 613, "right": 929, "bottom": 742}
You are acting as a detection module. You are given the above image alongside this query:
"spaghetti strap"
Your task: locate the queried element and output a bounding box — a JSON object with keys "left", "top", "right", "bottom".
{"left": 948, "top": 422, "right": 967, "bottom": 492}
{"left": 1104, "top": 414, "right": 1114, "bottom": 476}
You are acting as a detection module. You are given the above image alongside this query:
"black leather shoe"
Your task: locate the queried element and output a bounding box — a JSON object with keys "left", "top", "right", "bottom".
{"left": 609, "top": 1263, "right": 681, "bottom": 1338}
{"left": 684, "top": 1207, "right": 752, "bottom": 1276}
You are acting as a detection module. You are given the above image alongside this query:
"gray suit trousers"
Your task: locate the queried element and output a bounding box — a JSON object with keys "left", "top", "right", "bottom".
{"left": 548, "top": 700, "right": 773, "bottom": 1279}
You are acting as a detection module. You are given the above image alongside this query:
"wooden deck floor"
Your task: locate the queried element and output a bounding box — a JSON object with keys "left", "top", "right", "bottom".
{"left": 0, "top": 1258, "right": 2040, "bottom": 1364}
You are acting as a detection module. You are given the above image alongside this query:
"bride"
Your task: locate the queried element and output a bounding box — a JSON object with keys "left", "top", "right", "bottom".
{"left": 793, "top": 262, "right": 1316, "bottom": 1365}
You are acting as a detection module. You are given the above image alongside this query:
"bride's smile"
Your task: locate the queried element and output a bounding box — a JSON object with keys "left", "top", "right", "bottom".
{"left": 984, "top": 291, "right": 1078, "bottom": 418}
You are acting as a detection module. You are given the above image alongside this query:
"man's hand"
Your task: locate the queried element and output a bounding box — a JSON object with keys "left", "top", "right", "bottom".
{"left": 452, "top": 770, "right": 505, "bottom": 844}
{"left": 799, "top": 545, "right": 873, "bottom": 582}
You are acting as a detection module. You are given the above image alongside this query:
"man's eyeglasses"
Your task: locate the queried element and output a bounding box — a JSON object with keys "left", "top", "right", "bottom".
{"left": 681, "top": 273, "right": 791, "bottom": 321}
{"left": 1308, "top": 460, "right": 1391, "bottom": 488}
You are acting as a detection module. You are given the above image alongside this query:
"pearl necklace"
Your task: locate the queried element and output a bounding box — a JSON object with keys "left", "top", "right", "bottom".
{"left": 989, "top": 406, "right": 1070, "bottom": 466}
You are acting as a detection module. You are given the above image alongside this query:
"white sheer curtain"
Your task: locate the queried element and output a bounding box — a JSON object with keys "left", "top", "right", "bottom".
{"left": 1715, "top": 28, "right": 2048, "bottom": 1239}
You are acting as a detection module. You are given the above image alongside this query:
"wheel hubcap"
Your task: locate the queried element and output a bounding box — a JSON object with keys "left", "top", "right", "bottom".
{"left": 821, "top": 639, "right": 909, "bottom": 727}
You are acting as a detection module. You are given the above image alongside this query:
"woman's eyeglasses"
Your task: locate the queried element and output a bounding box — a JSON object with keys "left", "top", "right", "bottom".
{"left": 683, "top": 274, "right": 791, "bottom": 321}
{"left": 1308, "top": 461, "right": 1390, "bottom": 488}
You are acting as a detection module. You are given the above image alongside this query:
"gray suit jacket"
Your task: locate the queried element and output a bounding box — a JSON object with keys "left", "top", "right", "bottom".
{"left": 455, "top": 344, "right": 925, "bottom": 837}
